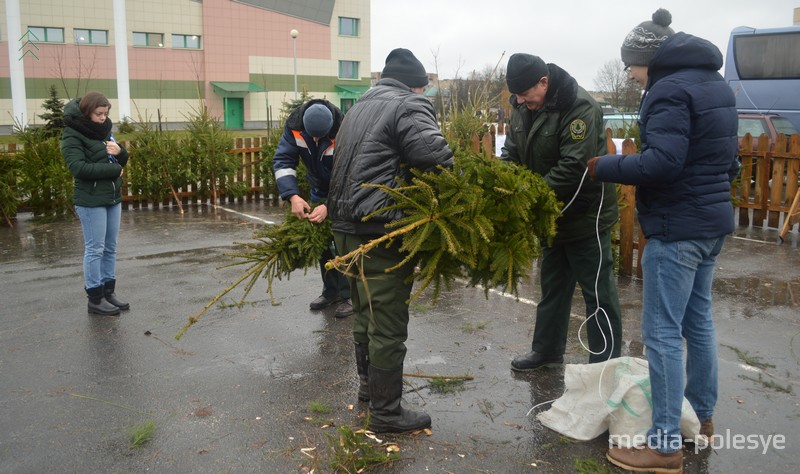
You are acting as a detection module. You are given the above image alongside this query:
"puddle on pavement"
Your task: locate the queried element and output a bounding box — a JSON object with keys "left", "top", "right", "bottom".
{"left": 714, "top": 275, "right": 800, "bottom": 308}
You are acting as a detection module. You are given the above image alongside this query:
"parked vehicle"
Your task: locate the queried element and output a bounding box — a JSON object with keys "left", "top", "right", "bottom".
{"left": 725, "top": 25, "right": 800, "bottom": 131}
{"left": 738, "top": 113, "right": 798, "bottom": 151}
{"left": 603, "top": 114, "right": 639, "bottom": 137}
{"left": 601, "top": 106, "right": 621, "bottom": 115}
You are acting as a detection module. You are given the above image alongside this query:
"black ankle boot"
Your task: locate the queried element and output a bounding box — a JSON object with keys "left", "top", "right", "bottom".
{"left": 86, "top": 286, "right": 120, "bottom": 316}
{"left": 368, "top": 364, "right": 431, "bottom": 433}
{"left": 510, "top": 351, "right": 563, "bottom": 372}
{"left": 354, "top": 342, "right": 370, "bottom": 402}
{"left": 104, "top": 279, "right": 130, "bottom": 310}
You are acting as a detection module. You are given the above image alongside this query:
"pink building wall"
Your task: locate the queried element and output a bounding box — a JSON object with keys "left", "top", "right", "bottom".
{"left": 1, "top": 0, "right": 336, "bottom": 122}
{"left": 16, "top": 44, "right": 117, "bottom": 79}
{"left": 11, "top": 44, "right": 204, "bottom": 82}
{"left": 201, "top": 0, "right": 332, "bottom": 117}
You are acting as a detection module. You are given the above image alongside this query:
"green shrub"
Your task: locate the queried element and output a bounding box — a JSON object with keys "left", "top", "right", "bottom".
{"left": 14, "top": 125, "right": 73, "bottom": 219}
{"left": 182, "top": 105, "right": 241, "bottom": 202}
{"left": 256, "top": 128, "right": 281, "bottom": 200}
{"left": 37, "top": 85, "right": 65, "bottom": 140}
{"left": 0, "top": 151, "right": 22, "bottom": 226}
{"left": 117, "top": 117, "right": 135, "bottom": 135}
{"left": 126, "top": 120, "right": 197, "bottom": 208}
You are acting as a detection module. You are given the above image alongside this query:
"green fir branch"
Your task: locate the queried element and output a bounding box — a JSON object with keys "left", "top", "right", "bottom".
{"left": 175, "top": 210, "right": 332, "bottom": 340}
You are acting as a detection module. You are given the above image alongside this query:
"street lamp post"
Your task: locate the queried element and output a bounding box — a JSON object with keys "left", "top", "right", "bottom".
{"left": 290, "top": 29, "right": 298, "bottom": 100}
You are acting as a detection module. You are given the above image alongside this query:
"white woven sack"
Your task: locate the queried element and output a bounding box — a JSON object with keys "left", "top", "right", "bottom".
{"left": 536, "top": 356, "right": 700, "bottom": 447}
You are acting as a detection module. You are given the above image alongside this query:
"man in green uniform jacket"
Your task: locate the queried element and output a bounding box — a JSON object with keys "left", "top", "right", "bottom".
{"left": 500, "top": 53, "right": 622, "bottom": 370}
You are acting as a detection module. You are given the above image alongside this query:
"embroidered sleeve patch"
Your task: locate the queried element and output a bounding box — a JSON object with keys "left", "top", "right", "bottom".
{"left": 569, "top": 119, "right": 587, "bottom": 141}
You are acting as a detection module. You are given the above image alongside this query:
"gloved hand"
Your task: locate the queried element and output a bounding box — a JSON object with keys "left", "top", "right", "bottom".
{"left": 587, "top": 156, "right": 601, "bottom": 181}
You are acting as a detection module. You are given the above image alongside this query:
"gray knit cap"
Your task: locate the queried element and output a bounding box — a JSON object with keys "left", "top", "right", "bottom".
{"left": 302, "top": 104, "right": 333, "bottom": 138}
{"left": 621, "top": 9, "right": 675, "bottom": 67}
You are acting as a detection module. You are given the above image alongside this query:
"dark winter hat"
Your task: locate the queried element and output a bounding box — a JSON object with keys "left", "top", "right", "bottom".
{"left": 621, "top": 8, "right": 675, "bottom": 67}
{"left": 302, "top": 103, "right": 334, "bottom": 137}
{"left": 381, "top": 48, "right": 428, "bottom": 88}
{"left": 506, "top": 53, "right": 549, "bottom": 94}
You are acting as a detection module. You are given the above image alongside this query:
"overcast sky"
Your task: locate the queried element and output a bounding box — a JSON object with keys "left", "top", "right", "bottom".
{"left": 370, "top": 0, "right": 799, "bottom": 88}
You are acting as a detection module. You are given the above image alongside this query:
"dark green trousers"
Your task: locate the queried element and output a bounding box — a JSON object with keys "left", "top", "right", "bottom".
{"left": 320, "top": 240, "right": 350, "bottom": 299}
{"left": 532, "top": 229, "right": 622, "bottom": 362}
{"left": 333, "top": 232, "right": 414, "bottom": 370}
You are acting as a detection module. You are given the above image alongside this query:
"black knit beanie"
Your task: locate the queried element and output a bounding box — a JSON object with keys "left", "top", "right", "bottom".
{"left": 506, "top": 53, "right": 549, "bottom": 94}
{"left": 381, "top": 48, "right": 428, "bottom": 88}
{"left": 621, "top": 8, "right": 675, "bottom": 67}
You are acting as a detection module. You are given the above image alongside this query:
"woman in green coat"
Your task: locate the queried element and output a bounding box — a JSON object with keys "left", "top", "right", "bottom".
{"left": 62, "top": 91, "right": 130, "bottom": 316}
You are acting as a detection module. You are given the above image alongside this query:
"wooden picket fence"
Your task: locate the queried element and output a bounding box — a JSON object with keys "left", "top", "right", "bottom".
{"left": 5, "top": 127, "right": 799, "bottom": 276}
{"left": 733, "top": 133, "right": 800, "bottom": 241}
{"left": 607, "top": 136, "right": 645, "bottom": 278}
{"left": 603, "top": 132, "right": 800, "bottom": 277}
{"left": 119, "top": 136, "right": 272, "bottom": 210}
{"left": 473, "top": 128, "right": 800, "bottom": 278}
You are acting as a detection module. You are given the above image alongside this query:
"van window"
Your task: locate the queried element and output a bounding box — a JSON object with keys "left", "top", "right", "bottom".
{"left": 738, "top": 117, "right": 768, "bottom": 137}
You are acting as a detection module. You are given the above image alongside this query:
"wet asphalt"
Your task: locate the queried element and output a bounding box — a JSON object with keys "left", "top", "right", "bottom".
{"left": 0, "top": 201, "right": 798, "bottom": 473}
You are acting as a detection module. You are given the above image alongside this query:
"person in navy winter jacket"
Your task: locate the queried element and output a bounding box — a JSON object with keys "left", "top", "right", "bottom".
{"left": 273, "top": 99, "right": 352, "bottom": 318}
{"left": 587, "top": 9, "right": 739, "bottom": 473}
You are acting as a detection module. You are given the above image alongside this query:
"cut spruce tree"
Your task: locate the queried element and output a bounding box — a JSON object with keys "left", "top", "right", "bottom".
{"left": 175, "top": 213, "right": 332, "bottom": 340}
{"left": 176, "top": 150, "right": 561, "bottom": 340}
{"left": 326, "top": 150, "right": 561, "bottom": 300}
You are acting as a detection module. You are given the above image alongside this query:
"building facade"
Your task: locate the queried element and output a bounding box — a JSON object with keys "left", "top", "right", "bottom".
{"left": 0, "top": 0, "right": 371, "bottom": 132}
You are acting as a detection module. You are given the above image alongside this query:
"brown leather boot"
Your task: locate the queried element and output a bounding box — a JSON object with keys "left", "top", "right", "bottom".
{"left": 607, "top": 445, "right": 683, "bottom": 473}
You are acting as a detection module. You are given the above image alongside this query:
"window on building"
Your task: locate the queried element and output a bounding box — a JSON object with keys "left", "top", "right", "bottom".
{"left": 340, "top": 98, "right": 355, "bottom": 113}
{"left": 172, "top": 34, "right": 201, "bottom": 49}
{"left": 339, "top": 61, "right": 359, "bottom": 80}
{"left": 133, "top": 32, "right": 164, "bottom": 47}
{"left": 28, "top": 26, "right": 64, "bottom": 43}
{"left": 74, "top": 29, "right": 108, "bottom": 45}
{"left": 339, "top": 17, "right": 359, "bottom": 37}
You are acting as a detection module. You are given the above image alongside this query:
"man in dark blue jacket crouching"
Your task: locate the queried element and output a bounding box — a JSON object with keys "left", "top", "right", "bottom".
{"left": 273, "top": 99, "right": 352, "bottom": 318}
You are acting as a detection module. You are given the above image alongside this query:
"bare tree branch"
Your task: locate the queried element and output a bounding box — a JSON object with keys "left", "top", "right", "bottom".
{"left": 593, "top": 59, "right": 643, "bottom": 113}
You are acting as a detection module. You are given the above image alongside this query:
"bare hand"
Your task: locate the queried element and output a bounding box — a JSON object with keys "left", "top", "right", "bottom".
{"left": 307, "top": 203, "right": 327, "bottom": 224}
{"left": 105, "top": 141, "right": 121, "bottom": 156}
{"left": 289, "top": 195, "right": 311, "bottom": 220}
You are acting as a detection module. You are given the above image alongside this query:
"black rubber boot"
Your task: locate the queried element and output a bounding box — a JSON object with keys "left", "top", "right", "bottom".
{"left": 104, "top": 279, "right": 130, "bottom": 310}
{"left": 86, "top": 286, "right": 120, "bottom": 316}
{"left": 367, "top": 364, "right": 431, "bottom": 433}
{"left": 354, "top": 342, "right": 370, "bottom": 402}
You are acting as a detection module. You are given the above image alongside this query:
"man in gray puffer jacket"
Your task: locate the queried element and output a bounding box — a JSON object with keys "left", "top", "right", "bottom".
{"left": 328, "top": 48, "right": 453, "bottom": 433}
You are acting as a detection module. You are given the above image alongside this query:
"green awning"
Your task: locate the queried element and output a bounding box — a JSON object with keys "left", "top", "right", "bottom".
{"left": 335, "top": 85, "right": 369, "bottom": 99}
{"left": 211, "top": 81, "right": 267, "bottom": 96}
{"left": 423, "top": 86, "right": 450, "bottom": 98}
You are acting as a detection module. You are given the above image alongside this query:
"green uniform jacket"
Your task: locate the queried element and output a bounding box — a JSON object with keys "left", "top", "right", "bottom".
{"left": 501, "top": 63, "right": 618, "bottom": 245}
{"left": 62, "top": 100, "right": 129, "bottom": 207}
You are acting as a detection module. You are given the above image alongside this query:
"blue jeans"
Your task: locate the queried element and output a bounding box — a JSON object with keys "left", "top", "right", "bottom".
{"left": 75, "top": 204, "right": 121, "bottom": 289}
{"left": 642, "top": 237, "right": 725, "bottom": 453}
